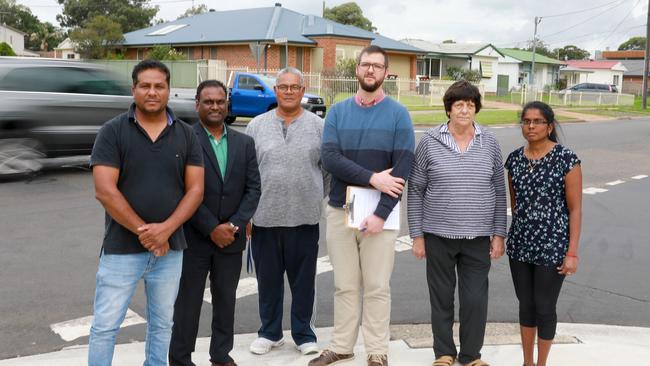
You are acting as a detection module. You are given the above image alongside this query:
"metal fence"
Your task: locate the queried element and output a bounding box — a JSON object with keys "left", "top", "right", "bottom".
{"left": 197, "top": 63, "right": 485, "bottom": 106}
{"left": 510, "top": 86, "right": 635, "bottom": 107}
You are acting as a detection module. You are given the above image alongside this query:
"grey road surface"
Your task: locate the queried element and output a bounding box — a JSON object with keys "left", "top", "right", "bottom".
{"left": 1, "top": 118, "right": 649, "bottom": 359}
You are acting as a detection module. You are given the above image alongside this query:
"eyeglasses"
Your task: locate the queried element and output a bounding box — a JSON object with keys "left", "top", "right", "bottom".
{"left": 275, "top": 84, "right": 303, "bottom": 92}
{"left": 358, "top": 62, "right": 386, "bottom": 71}
{"left": 520, "top": 119, "right": 549, "bottom": 126}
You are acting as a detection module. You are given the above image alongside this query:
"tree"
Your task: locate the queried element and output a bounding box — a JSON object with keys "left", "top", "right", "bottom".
{"left": 69, "top": 15, "right": 124, "bottom": 59}
{"left": 0, "top": 1, "right": 65, "bottom": 51}
{"left": 177, "top": 4, "right": 207, "bottom": 19}
{"left": 29, "top": 22, "right": 65, "bottom": 51}
{"left": 524, "top": 40, "right": 555, "bottom": 58}
{"left": 618, "top": 36, "right": 646, "bottom": 51}
{"left": 553, "top": 45, "right": 590, "bottom": 61}
{"left": 57, "top": 0, "right": 158, "bottom": 33}
{"left": 0, "top": 42, "right": 16, "bottom": 56}
{"left": 147, "top": 45, "right": 185, "bottom": 60}
{"left": 323, "top": 2, "right": 376, "bottom": 32}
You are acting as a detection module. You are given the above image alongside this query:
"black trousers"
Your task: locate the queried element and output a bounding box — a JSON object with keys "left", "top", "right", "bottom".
{"left": 424, "top": 234, "right": 491, "bottom": 364}
{"left": 251, "top": 224, "right": 319, "bottom": 345}
{"left": 169, "top": 247, "right": 242, "bottom": 366}
{"left": 509, "top": 258, "right": 565, "bottom": 340}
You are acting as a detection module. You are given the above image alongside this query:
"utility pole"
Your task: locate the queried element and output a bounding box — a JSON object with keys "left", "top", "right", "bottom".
{"left": 530, "top": 16, "right": 542, "bottom": 89}
{"left": 642, "top": 0, "right": 650, "bottom": 109}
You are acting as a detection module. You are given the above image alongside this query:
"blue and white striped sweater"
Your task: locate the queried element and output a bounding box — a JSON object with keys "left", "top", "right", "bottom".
{"left": 407, "top": 123, "right": 507, "bottom": 239}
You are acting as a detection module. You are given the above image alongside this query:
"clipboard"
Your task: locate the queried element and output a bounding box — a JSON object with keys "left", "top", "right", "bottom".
{"left": 344, "top": 186, "right": 400, "bottom": 230}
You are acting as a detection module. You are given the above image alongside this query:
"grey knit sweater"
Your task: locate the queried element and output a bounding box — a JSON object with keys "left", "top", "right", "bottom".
{"left": 407, "top": 123, "right": 507, "bottom": 239}
{"left": 245, "top": 109, "right": 327, "bottom": 227}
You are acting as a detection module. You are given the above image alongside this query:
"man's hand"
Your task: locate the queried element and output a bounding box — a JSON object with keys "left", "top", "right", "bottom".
{"left": 369, "top": 168, "right": 405, "bottom": 198}
{"left": 246, "top": 222, "right": 252, "bottom": 240}
{"left": 138, "top": 223, "right": 173, "bottom": 252}
{"left": 412, "top": 237, "right": 426, "bottom": 260}
{"left": 489, "top": 235, "right": 505, "bottom": 259}
{"left": 152, "top": 242, "right": 170, "bottom": 257}
{"left": 210, "top": 223, "right": 238, "bottom": 248}
{"left": 359, "top": 214, "right": 385, "bottom": 235}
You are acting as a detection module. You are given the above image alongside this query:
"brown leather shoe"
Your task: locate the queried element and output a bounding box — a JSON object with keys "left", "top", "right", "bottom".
{"left": 308, "top": 349, "right": 354, "bottom": 366}
{"left": 211, "top": 362, "right": 237, "bottom": 366}
{"left": 367, "top": 354, "right": 388, "bottom": 366}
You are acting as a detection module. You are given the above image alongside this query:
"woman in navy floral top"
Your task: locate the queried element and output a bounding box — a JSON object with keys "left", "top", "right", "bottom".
{"left": 505, "top": 101, "right": 582, "bottom": 366}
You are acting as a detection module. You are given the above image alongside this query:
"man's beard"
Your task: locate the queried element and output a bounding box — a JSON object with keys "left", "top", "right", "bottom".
{"left": 358, "top": 75, "right": 384, "bottom": 93}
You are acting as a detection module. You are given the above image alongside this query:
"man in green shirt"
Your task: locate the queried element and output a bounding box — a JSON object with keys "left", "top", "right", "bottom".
{"left": 170, "top": 80, "right": 261, "bottom": 366}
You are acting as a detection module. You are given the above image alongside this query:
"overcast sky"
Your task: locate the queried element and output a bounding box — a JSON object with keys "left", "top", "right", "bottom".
{"left": 19, "top": 0, "right": 648, "bottom": 55}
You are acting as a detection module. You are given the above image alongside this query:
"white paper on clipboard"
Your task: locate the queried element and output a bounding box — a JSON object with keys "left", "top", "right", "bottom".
{"left": 345, "top": 186, "right": 400, "bottom": 230}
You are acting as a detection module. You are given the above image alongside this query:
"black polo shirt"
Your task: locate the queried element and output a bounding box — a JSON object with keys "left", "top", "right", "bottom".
{"left": 90, "top": 103, "right": 203, "bottom": 254}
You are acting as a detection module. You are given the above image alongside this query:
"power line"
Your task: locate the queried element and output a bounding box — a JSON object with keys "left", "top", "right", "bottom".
{"left": 539, "top": 0, "right": 627, "bottom": 18}
{"left": 544, "top": 24, "right": 646, "bottom": 46}
{"left": 539, "top": 1, "right": 627, "bottom": 39}
{"left": 599, "top": 0, "right": 643, "bottom": 48}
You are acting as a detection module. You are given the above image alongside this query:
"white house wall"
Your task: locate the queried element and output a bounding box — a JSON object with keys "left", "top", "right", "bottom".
{"left": 0, "top": 25, "right": 25, "bottom": 55}
{"left": 471, "top": 55, "right": 499, "bottom": 93}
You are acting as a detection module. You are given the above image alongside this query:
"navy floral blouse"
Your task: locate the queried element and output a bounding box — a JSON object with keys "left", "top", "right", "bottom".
{"left": 505, "top": 144, "right": 580, "bottom": 266}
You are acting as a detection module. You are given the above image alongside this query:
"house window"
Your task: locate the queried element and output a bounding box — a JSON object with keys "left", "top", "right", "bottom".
{"left": 137, "top": 49, "right": 144, "bottom": 60}
{"left": 335, "top": 48, "right": 345, "bottom": 61}
{"left": 613, "top": 75, "right": 620, "bottom": 85}
{"left": 210, "top": 47, "right": 217, "bottom": 59}
{"left": 67, "top": 53, "right": 75, "bottom": 59}
{"left": 480, "top": 61, "right": 493, "bottom": 78}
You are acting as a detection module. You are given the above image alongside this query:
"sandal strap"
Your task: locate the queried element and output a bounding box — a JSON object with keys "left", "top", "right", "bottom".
{"left": 433, "top": 355, "right": 455, "bottom": 366}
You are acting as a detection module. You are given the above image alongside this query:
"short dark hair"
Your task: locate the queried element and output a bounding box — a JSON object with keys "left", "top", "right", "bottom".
{"left": 131, "top": 59, "right": 170, "bottom": 86}
{"left": 357, "top": 45, "right": 389, "bottom": 69}
{"left": 443, "top": 79, "right": 482, "bottom": 116}
{"left": 520, "top": 101, "right": 560, "bottom": 143}
{"left": 195, "top": 79, "right": 228, "bottom": 100}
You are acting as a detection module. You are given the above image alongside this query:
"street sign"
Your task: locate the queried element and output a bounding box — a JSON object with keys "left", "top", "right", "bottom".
{"left": 274, "top": 37, "right": 288, "bottom": 44}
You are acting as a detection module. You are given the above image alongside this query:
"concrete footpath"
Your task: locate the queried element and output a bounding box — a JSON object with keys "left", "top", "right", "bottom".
{"left": 1, "top": 323, "right": 649, "bottom": 365}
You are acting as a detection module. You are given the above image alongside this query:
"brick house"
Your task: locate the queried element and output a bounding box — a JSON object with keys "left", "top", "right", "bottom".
{"left": 118, "top": 3, "right": 422, "bottom": 79}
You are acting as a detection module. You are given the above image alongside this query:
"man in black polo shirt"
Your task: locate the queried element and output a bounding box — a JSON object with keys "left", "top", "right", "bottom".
{"left": 88, "top": 60, "right": 204, "bottom": 366}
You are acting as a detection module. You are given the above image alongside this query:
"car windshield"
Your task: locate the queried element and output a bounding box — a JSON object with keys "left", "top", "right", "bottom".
{"left": 257, "top": 75, "right": 277, "bottom": 89}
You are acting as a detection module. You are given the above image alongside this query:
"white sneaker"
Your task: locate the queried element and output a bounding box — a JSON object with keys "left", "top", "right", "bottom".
{"left": 249, "top": 337, "right": 285, "bottom": 355}
{"left": 297, "top": 341, "right": 319, "bottom": 355}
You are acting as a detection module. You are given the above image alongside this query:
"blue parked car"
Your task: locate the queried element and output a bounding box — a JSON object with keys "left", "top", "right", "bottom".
{"left": 225, "top": 72, "right": 326, "bottom": 124}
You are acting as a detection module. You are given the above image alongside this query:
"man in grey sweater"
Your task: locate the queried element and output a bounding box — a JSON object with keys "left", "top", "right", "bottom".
{"left": 245, "top": 67, "right": 327, "bottom": 357}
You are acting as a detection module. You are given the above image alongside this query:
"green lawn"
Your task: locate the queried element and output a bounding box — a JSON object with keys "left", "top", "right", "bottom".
{"left": 410, "top": 110, "right": 577, "bottom": 125}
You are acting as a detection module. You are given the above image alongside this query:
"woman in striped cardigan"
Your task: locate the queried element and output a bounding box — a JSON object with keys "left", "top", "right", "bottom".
{"left": 407, "top": 80, "right": 507, "bottom": 366}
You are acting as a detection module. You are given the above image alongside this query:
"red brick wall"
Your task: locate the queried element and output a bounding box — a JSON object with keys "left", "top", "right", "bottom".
{"left": 310, "top": 36, "right": 371, "bottom": 72}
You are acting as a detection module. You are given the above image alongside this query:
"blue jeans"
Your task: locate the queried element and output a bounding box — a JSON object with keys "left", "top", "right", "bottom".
{"left": 88, "top": 249, "right": 183, "bottom": 366}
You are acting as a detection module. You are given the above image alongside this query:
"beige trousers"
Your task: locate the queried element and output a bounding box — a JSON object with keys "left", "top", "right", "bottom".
{"left": 325, "top": 205, "right": 398, "bottom": 355}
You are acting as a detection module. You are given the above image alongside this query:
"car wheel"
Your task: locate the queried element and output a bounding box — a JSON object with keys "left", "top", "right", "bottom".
{"left": 0, "top": 138, "right": 45, "bottom": 180}
{"left": 224, "top": 115, "right": 236, "bottom": 125}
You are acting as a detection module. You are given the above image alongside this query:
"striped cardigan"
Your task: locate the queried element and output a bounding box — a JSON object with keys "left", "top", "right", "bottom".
{"left": 407, "top": 123, "right": 507, "bottom": 239}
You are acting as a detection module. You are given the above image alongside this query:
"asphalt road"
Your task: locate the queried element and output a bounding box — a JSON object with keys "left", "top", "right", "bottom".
{"left": 1, "top": 118, "right": 649, "bottom": 359}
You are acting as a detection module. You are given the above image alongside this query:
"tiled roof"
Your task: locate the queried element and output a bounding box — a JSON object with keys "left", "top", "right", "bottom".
{"left": 121, "top": 6, "right": 422, "bottom": 53}
{"left": 565, "top": 60, "right": 620, "bottom": 70}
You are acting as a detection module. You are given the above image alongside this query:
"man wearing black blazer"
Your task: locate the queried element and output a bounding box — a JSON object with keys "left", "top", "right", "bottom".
{"left": 169, "top": 80, "right": 261, "bottom": 366}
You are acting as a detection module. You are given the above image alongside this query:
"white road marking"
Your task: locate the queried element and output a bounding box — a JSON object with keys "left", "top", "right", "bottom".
{"left": 204, "top": 237, "right": 414, "bottom": 304}
{"left": 606, "top": 180, "right": 625, "bottom": 186}
{"left": 583, "top": 187, "right": 608, "bottom": 195}
{"left": 50, "top": 308, "right": 145, "bottom": 342}
{"left": 631, "top": 175, "right": 648, "bottom": 180}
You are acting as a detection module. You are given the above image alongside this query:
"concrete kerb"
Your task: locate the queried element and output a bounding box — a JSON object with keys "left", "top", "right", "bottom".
{"left": 1, "top": 323, "right": 649, "bottom": 365}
